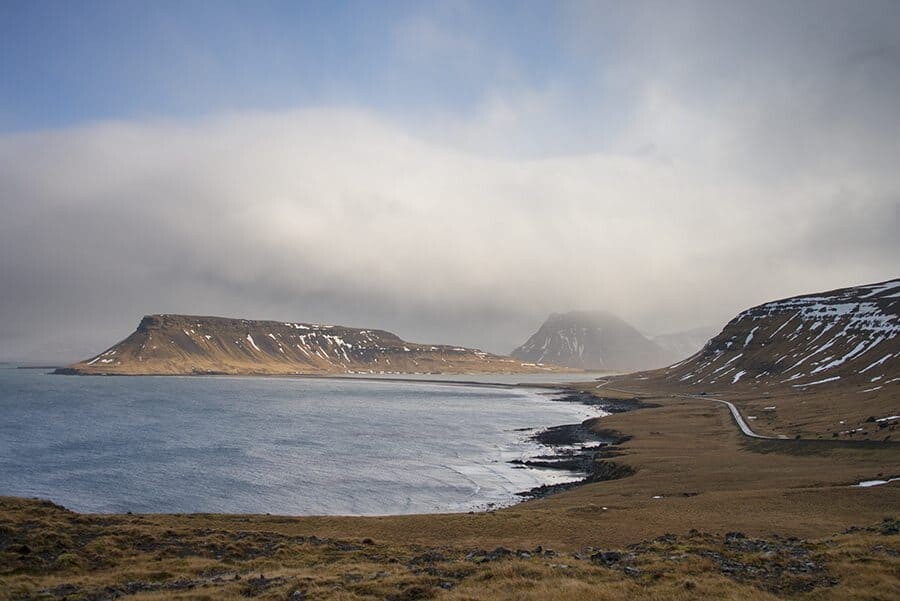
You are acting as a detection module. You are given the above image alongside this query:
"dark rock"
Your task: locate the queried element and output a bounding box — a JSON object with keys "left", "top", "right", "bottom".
{"left": 590, "top": 550, "right": 623, "bottom": 566}
{"left": 409, "top": 551, "right": 447, "bottom": 565}
{"left": 725, "top": 531, "right": 746, "bottom": 542}
{"left": 876, "top": 518, "right": 899, "bottom": 535}
{"left": 240, "top": 574, "right": 286, "bottom": 597}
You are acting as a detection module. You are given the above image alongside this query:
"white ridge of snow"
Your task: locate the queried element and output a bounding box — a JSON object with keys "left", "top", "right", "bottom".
{"left": 860, "top": 353, "right": 892, "bottom": 373}
{"left": 810, "top": 338, "right": 881, "bottom": 374}
{"left": 876, "top": 415, "right": 900, "bottom": 422}
{"left": 713, "top": 353, "right": 743, "bottom": 373}
{"left": 804, "top": 322, "right": 834, "bottom": 347}
{"left": 783, "top": 337, "right": 838, "bottom": 373}
{"left": 732, "top": 370, "right": 747, "bottom": 383}
{"left": 245, "top": 334, "right": 261, "bottom": 352}
{"left": 860, "top": 281, "right": 900, "bottom": 298}
{"left": 770, "top": 313, "right": 797, "bottom": 337}
{"left": 793, "top": 376, "right": 841, "bottom": 387}
{"left": 744, "top": 326, "right": 759, "bottom": 347}
{"left": 782, "top": 372, "right": 806, "bottom": 382}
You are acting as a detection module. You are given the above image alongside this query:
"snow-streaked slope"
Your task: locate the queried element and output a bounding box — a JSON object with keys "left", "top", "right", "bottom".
{"left": 511, "top": 311, "right": 677, "bottom": 372}
{"left": 656, "top": 279, "right": 899, "bottom": 390}
{"left": 59, "top": 314, "right": 561, "bottom": 376}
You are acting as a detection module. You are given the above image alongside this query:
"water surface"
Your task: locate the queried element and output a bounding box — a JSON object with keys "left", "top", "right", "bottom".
{"left": 0, "top": 368, "right": 598, "bottom": 515}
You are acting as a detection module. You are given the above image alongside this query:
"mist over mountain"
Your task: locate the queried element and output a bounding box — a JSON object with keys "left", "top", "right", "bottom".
{"left": 511, "top": 311, "right": 692, "bottom": 372}
{"left": 651, "top": 326, "right": 720, "bottom": 363}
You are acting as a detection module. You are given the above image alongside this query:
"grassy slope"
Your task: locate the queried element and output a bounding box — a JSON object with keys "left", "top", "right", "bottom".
{"left": 2, "top": 385, "right": 899, "bottom": 600}
{"left": 612, "top": 372, "right": 899, "bottom": 441}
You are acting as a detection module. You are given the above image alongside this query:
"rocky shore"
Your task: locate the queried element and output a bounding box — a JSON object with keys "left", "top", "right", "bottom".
{"left": 515, "top": 392, "right": 658, "bottom": 500}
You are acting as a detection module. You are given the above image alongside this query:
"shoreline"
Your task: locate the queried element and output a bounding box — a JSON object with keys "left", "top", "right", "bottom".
{"left": 514, "top": 391, "right": 656, "bottom": 500}
{"left": 50, "top": 367, "right": 597, "bottom": 386}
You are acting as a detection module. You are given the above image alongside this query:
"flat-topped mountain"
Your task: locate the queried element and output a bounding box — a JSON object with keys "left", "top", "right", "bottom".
{"left": 511, "top": 311, "right": 681, "bottom": 372}
{"left": 57, "top": 314, "right": 563, "bottom": 376}
{"left": 650, "top": 279, "right": 899, "bottom": 390}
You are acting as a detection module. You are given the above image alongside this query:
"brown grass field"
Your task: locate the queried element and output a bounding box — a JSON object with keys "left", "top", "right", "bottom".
{"left": 2, "top": 383, "right": 898, "bottom": 600}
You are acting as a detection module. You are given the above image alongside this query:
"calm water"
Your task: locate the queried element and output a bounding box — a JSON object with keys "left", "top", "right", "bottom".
{"left": 0, "top": 368, "right": 599, "bottom": 515}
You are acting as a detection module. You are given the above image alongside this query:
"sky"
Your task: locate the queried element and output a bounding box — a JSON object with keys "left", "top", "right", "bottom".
{"left": 1, "top": 0, "right": 899, "bottom": 362}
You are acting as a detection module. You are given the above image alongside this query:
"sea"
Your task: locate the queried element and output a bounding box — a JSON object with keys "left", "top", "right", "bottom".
{"left": 0, "top": 367, "right": 604, "bottom": 515}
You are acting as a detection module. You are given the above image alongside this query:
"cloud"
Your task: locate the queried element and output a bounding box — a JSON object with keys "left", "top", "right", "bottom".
{"left": 565, "top": 1, "right": 900, "bottom": 177}
{"left": 1, "top": 104, "right": 897, "bottom": 362}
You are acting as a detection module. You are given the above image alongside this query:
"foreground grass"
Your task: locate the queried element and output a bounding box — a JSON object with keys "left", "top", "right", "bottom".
{"left": 2, "top": 497, "right": 897, "bottom": 600}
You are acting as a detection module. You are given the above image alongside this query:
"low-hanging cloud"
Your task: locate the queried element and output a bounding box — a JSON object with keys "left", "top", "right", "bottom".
{"left": 1, "top": 106, "right": 897, "bottom": 362}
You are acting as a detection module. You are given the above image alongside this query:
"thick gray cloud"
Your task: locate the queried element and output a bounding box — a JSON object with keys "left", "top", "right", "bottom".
{"left": 1, "top": 2, "right": 898, "bottom": 362}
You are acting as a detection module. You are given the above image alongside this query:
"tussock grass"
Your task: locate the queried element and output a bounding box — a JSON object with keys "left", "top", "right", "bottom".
{"left": 1, "top": 497, "right": 897, "bottom": 600}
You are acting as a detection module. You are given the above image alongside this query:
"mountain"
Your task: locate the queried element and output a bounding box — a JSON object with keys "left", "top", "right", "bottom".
{"left": 56, "top": 314, "right": 565, "bottom": 376}
{"left": 511, "top": 311, "right": 678, "bottom": 372}
{"left": 648, "top": 279, "right": 899, "bottom": 390}
{"left": 651, "top": 326, "right": 718, "bottom": 362}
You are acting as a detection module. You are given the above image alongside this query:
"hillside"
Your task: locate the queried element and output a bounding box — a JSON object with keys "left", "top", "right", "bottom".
{"left": 511, "top": 311, "right": 679, "bottom": 372}
{"left": 647, "top": 279, "right": 899, "bottom": 390}
{"left": 614, "top": 279, "right": 899, "bottom": 440}
{"left": 56, "top": 314, "right": 562, "bottom": 376}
